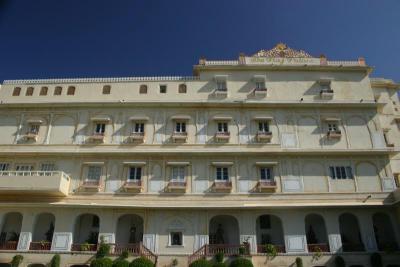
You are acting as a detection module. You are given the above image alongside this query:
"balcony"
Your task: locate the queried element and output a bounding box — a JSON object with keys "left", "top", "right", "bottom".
{"left": 327, "top": 130, "right": 342, "bottom": 139}
{"left": 257, "top": 180, "right": 277, "bottom": 192}
{"left": 71, "top": 243, "right": 98, "bottom": 252}
{"left": 214, "top": 88, "right": 228, "bottom": 97}
{"left": 88, "top": 133, "right": 105, "bottom": 143}
{"left": 167, "top": 180, "right": 186, "bottom": 193}
{"left": 253, "top": 87, "right": 267, "bottom": 96}
{"left": 29, "top": 241, "right": 52, "bottom": 251}
{"left": 307, "top": 243, "right": 330, "bottom": 252}
{"left": 172, "top": 131, "right": 187, "bottom": 143}
{"left": 256, "top": 244, "right": 286, "bottom": 254}
{"left": 122, "top": 180, "right": 142, "bottom": 192}
{"left": 0, "top": 241, "right": 18, "bottom": 250}
{"left": 320, "top": 89, "right": 334, "bottom": 99}
{"left": 215, "top": 132, "right": 230, "bottom": 142}
{"left": 0, "top": 171, "right": 70, "bottom": 196}
{"left": 22, "top": 132, "right": 38, "bottom": 142}
{"left": 128, "top": 132, "right": 145, "bottom": 143}
{"left": 80, "top": 180, "right": 101, "bottom": 192}
{"left": 256, "top": 131, "right": 272, "bottom": 142}
{"left": 212, "top": 181, "right": 232, "bottom": 193}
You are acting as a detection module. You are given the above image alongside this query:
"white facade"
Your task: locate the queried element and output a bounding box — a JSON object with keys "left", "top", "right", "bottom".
{"left": 0, "top": 44, "right": 399, "bottom": 266}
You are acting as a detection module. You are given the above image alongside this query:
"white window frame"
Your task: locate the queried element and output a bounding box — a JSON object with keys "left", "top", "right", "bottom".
{"left": 171, "top": 166, "right": 185, "bottom": 181}
{"left": 133, "top": 122, "right": 145, "bottom": 133}
{"left": 216, "top": 81, "right": 227, "bottom": 91}
{"left": 128, "top": 166, "right": 142, "bottom": 181}
{"left": 28, "top": 123, "right": 40, "bottom": 134}
{"left": 328, "top": 123, "right": 338, "bottom": 132}
{"left": 15, "top": 164, "right": 34, "bottom": 176}
{"left": 216, "top": 167, "right": 229, "bottom": 181}
{"left": 0, "top": 163, "right": 10, "bottom": 172}
{"left": 258, "top": 121, "right": 270, "bottom": 132}
{"left": 40, "top": 163, "right": 55, "bottom": 172}
{"left": 255, "top": 81, "right": 265, "bottom": 89}
{"left": 87, "top": 165, "right": 102, "bottom": 181}
{"left": 329, "top": 166, "right": 353, "bottom": 180}
{"left": 175, "top": 122, "right": 186, "bottom": 133}
{"left": 94, "top": 123, "right": 106, "bottom": 135}
{"left": 217, "top": 122, "right": 228, "bottom": 133}
{"left": 260, "top": 167, "right": 273, "bottom": 181}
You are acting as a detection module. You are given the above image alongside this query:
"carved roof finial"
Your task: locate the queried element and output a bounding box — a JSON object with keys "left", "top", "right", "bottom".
{"left": 253, "top": 43, "right": 313, "bottom": 58}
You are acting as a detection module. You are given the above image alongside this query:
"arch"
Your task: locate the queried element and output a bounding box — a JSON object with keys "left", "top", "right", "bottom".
{"left": 297, "top": 116, "right": 320, "bottom": 148}
{"left": 256, "top": 214, "right": 285, "bottom": 253}
{"left": 139, "top": 84, "right": 148, "bottom": 94}
{"left": 49, "top": 115, "right": 76, "bottom": 144}
{"left": 355, "top": 161, "right": 380, "bottom": 192}
{"left": 31, "top": 213, "right": 55, "bottom": 250}
{"left": 0, "top": 212, "right": 22, "bottom": 250}
{"left": 305, "top": 214, "right": 329, "bottom": 252}
{"left": 72, "top": 213, "right": 99, "bottom": 251}
{"left": 115, "top": 214, "right": 144, "bottom": 244}
{"left": 209, "top": 215, "right": 239, "bottom": 245}
{"left": 346, "top": 116, "right": 372, "bottom": 148}
{"left": 372, "top": 212, "right": 398, "bottom": 251}
{"left": 178, "top": 84, "right": 187, "bottom": 93}
{"left": 339, "top": 213, "right": 364, "bottom": 252}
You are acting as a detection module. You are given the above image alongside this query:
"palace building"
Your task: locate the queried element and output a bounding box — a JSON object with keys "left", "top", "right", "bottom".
{"left": 0, "top": 44, "right": 399, "bottom": 266}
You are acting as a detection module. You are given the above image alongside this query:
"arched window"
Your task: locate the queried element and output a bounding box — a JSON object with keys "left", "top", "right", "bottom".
{"left": 67, "top": 86, "right": 76, "bottom": 95}
{"left": 12, "top": 87, "right": 21, "bottom": 96}
{"left": 178, "top": 84, "right": 187, "bottom": 94}
{"left": 54, "top": 86, "right": 62, "bottom": 95}
{"left": 26, "top": 87, "right": 34, "bottom": 96}
{"left": 40, "top": 87, "right": 48, "bottom": 96}
{"left": 139, "top": 84, "right": 148, "bottom": 94}
{"left": 102, "top": 85, "right": 111, "bottom": 94}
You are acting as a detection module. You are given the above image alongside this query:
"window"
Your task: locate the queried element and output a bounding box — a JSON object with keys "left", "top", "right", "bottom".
{"left": 171, "top": 166, "right": 185, "bottom": 181}
{"left": 95, "top": 123, "right": 106, "bottom": 135}
{"left": 0, "top": 163, "right": 10, "bottom": 171}
{"left": 328, "top": 123, "right": 338, "bottom": 132}
{"left": 170, "top": 232, "right": 182, "bottom": 246}
{"left": 12, "top": 87, "right": 21, "bottom": 96}
{"left": 102, "top": 85, "right": 111, "bottom": 94}
{"left": 40, "top": 163, "right": 55, "bottom": 172}
{"left": 160, "top": 85, "right": 167, "bottom": 93}
{"left": 217, "top": 122, "right": 228, "bottom": 133}
{"left": 329, "top": 166, "right": 353, "bottom": 179}
{"left": 139, "top": 84, "right": 148, "bottom": 94}
{"left": 40, "top": 87, "right": 48, "bottom": 96}
{"left": 133, "top": 123, "right": 144, "bottom": 133}
{"left": 216, "top": 81, "right": 227, "bottom": 91}
{"left": 258, "top": 121, "right": 269, "bottom": 132}
{"left": 216, "top": 167, "right": 229, "bottom": 181}
{"left": 26, "top": 87, "right": 34, "bottom": 96}
{"left": 255, "top": 81, "right": 265, "bottom": 89}
{"left": 54, "top": 86, "right": 62, "bottom": 95}
{"left": 128, "top": 167, "right": 141, "bottom": 181}
{"left": 259, "top": 215, "right": 271, "bottom": 229}
{"left": 28, "top": 124, "right": 40, "bottom": 134}
{"left": 87, "top": 166, "right": 102, "bottom": 181}
{"left": 320, "top": 81, "right": 332, "bottom": 91}
{"left": 16, "top": 164, "right": 34, "bottom": 174}
{"left": 260, "top": 167, "right": 273, "bottom": 180}
{"left": 67, "top": 86, "right": 75, "bottom": 95}
{"left": 175, "top": 122, "right": 186, "bottom": 133}
{"left": 178, "top": 84, "right": 187, "bottom": 94}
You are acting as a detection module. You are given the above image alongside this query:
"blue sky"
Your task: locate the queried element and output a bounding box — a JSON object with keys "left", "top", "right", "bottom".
{"left": 0, "top": 0, "right": 399, "bottom": 82}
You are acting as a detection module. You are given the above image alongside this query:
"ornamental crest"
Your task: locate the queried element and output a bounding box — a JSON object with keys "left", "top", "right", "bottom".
{"left": 253, "top": 43, "right": 312, "bottom": 58}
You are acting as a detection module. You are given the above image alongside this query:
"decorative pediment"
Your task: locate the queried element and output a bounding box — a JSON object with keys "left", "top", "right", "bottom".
{"left": 253, "top": 43, "right": 313, "bottom": 58}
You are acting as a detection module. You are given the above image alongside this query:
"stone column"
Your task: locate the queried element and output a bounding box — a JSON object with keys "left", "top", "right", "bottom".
{"left": 98, "top": 212, "right": 115, "bottom": 244}
{"left": 51, "top": 210, "right": 75, "bottom": 252}
{"left": 358, "top": 212, "right": 377, "bottom": 252}
{"left": 143, "top": 211, "right": 157, "bottom": 253}
{"left": 324, "top": 212, "right": 343, "bottom": 253}
{"left": 239, "top": 211, "right": 257, "bottom": 254}
{"left": 281, "top": 212, "right": 307, "bottom": 253}
{"left": 17, "top": 211, "right": 35, "bottom": 251}
{"left": 194, "top": 211, "right": 208, "bottom": 251}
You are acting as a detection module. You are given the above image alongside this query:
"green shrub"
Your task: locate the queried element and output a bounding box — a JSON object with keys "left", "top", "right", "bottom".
{"left": 96, "top": 237, "right": 111, "bottom": 258}
{"left": 189, "top": 259, "right": 212, "bottom": 267}
{"left": 334, "top": 256, "right": 345, "bottom": 267}
{"left": 120, "top": 251, "right": 130, "bottom": 259}
{"left": 112, "top": 259, "right": 130, "bottom": 267}
{"left": 370, "top": 252, "right": 383, "bottom": 267}
{"left": 129, "top": 257, "right": 154, "bottom": 267}
{"left": 215, "top": 252, "right": 224, "bottom": 263}
{"left": 50, "top": 254, "right": 61, "bottom": 267}
{"left": 90, "top": 258, "right": 113, "bottom": 267}
{"left": 295, "top": 257, "right": 303, "bottom": 267}
{"left": 264, "top": 244, "right": 277, "bottom": 259}
{"left": 11, "top": 255, "right": 23, "bottom": 267}
{"left": 213, "top": 263, "right": 227, "bottom": 267}
{"left": 229, "top": 258, "right": 253, "bottom": 267}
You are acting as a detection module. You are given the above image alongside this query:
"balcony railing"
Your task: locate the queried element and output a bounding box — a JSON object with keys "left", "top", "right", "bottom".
{"left": 122, "top": 180, "right": 142, "bottom": 192}
{"left": 254, "top": 88, "right": 267, "bottom": 95}
{"left": 71, "top": 243, "right": 98, "bottom": 252}
{"left": 80, "top": 180, "right": 101, "bottom": 191}
{"left": 256, "top": 244, "right": 286, "bottom": 254}
{"left": 327, "top": 130, "right": 342, "bottom": 139}
{"left": 0, "top": 171, "right": 70, "bottom": 196}
{"left": 256, "top": 131, "right": 272, "bottom": 142}
{"left": 88, "top": 133, "right": 105, "bottom": 143}
{"left": 172, "top": 131, "right": 187, "bottom": 142}
{"left": 215, "top": 132, "right": 230, "bottom": 141}
{"left": 257, "top": 180, "right": 277, "bottom": 192}
{"left": 128, "top": 132, "right": 145, "bottom": 142}
{"left": 109, "top": 243, "right": 140, "bottom": 255}
{"left": 23, "top": 132, "right": 38, "bottom": 141}
{"left": 212, "top": 181, "right": 232, "bottom": 192}
{"left": 29, "top": 241, "right": 52, "bottom": 251}
{"left": 167, "top": 180, "right": 187, "bottom": 192}
{"left": 307, "top": 243, "right": 329, "bottom": 252}
{"left": 0, "top": 241, "right": 18, "bottom": 250}
{"left": 320, "top": 89, "right": 334, "bottom": 99}
{"left": 207, "top": 244, "right": 250, "bottom": 256}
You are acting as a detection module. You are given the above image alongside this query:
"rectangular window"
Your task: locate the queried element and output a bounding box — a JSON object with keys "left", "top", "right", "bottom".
{"left": 255, "top": 81, "right": 265, "bottom": 89}
{"left": 216, "top": 81, "right": 227, "bottom": 91}
{"left": 40, "top": 87, "right": 48, "bottom": 96}
{"left": 258, "top": 121, "right": 270, "bottom": 132}
{"left": 0, "top": 163, "right": 10, "bottom": 171}
{"left": 160, "top": 85, "right": 167, "bottom": 93}
{"left": 26, "top": 87, "right": 34, "bottom": 96}
{"left": 102, "top": 85, "right": 111, "bottom": 94}
{"left": 54, "top": 87, "right": 62, "bottom": 95}
{"left": 216, "top": 167, "right": 229, "bottom": 181}
{"left": 12, "top": 87, "right": 21, "bottom": 96}
{"left": 133, "top": 123, "right": 144, "bottom": 133}
{"left": 170, "top": 232, "right": 182, "bottom": 246}
{"left": 217, "top": 122, "right": 228, "bottom": 133}
{"left": 87, "top": 166, "right": 102, "bottom": 181}
{"left": 328, "top": 123, "right": 338, "bottom": 131}
{"left": 175, "top": 122, "right": 186, "bottom": 133}
{"left": 329, "top": 166, "right": 353, "bottom": 179}
{"left": 95, "top": 123, "right": 106, "bottom": 134}
{"left": 67, "top": 86, "right": 76, "bottom": 95}
{"left": 171, "top": 166, "right": 185, "bottom": 181}
{"left": 260, "top": 167, "right": 273, "bottom": 180}
{"left": 40, "top": 163, "right": 55, "bottom": 172}
{"left": 28, "top": 124, "right": 40, "bottom": 134}
{"left": 128, "top": 167, "right": 142, "bottom": 181}
{"left": 16, "top": 164, "right": 34, "bottom": 175}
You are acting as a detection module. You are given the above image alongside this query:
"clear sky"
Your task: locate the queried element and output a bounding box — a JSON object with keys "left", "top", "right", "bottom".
{"left": 0, "top": 0, "right": 399, "bottom": 82}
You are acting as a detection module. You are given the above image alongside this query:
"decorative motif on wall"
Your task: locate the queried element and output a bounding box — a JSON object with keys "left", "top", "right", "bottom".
{"left": 253, "top": 43, "right": 313, "bottom": 58}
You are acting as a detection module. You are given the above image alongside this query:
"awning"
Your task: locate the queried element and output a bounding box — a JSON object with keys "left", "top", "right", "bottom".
{"left": 170, "top": 115, "right": 191, "bottom": 120}
{"left": 255, "top": 162, "right": 279, "bottom": 166}
{"left": 167, "top": 161, "right": 190, "bottom": 166}
{"left": 83, "top": 162, "right": 104, "bottom": 165}
{"left": 214, "top": 75, "right": 228, "bottom": 81}
{"left": 123, "top": 161, "right": 146, "bottom": 166}
{"left": 129, "top": 116, "right": 149, "bottom": 121}
{"left": 252, "top": 116, "right": 273, "bottom": 121}
{"left": 211, "top": 161, "right": 234, "bottom": 166}
{"left": 253, "top": 75, "right": 266, "bottom": 81}
{"left": 212, "top": 115, "right": 232, "bottom": 121}
{"left": 322, "top": 117, "right": 341, "bottom": 122}
{"left": 90, "top": 116, "right": 111, "bottom": 122}
{"left": 26, "top": 119, "right": 43, "bottom": 124}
